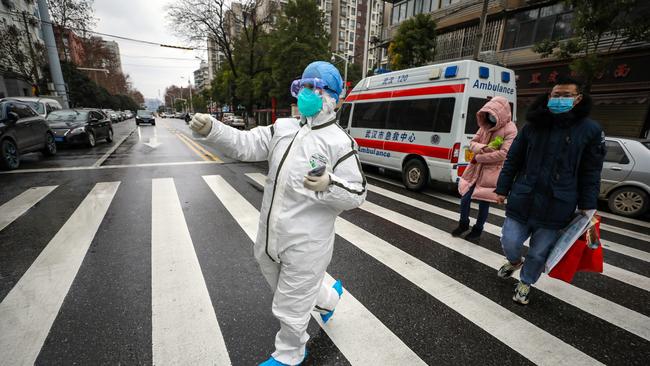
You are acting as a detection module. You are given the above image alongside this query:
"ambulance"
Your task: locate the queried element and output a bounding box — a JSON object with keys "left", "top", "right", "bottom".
{"left": 339, "top": 60, "right": 517, "bottom": 191}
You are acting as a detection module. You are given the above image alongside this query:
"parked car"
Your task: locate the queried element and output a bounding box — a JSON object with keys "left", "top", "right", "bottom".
{"left": 9, "top": 96, "right": 63, "bottom": 119}
{"left": 174, "top": 112, "right": 183, "bottom": 118}
{"left": 222, "top": 112, "right": 234, "bottom": 125}
{"left": 229, "top": 115, "right": 245, "bottom": 129}
{"left": 0, "top": 99, "right": 57, "bottom": 170}
{"left": 136, "top": 110, "right": 155, "bottom": 125}
{"left": 600, "top": 137, "right": 650, "bottom": 217}
{"left": 119, "top": 111, "right": 127, "bottom": 121}
{"left": 103, "top": 109, "right": 119, "bottom": 123}
{"left": 124, "top": 110, "right": 133, "bottom": 120}
{"left": 47, "top": 109, "right": 113, "bottom": 147}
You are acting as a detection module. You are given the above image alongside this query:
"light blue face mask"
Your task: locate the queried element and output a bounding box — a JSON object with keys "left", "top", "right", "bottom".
{"left": 297, "top": 88, "right": 323, "bottom": 117}
{"left": 547, "top": 97, "right": 574, "bottom": 114}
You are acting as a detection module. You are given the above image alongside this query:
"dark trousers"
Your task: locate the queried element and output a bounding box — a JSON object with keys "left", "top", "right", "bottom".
{"left": 459, "top": 185, "right": 490, "bottom": 232}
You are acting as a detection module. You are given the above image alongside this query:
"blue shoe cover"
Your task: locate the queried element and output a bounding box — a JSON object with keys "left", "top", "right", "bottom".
{"left": 259, "top": 350, "right": 308, "bottom": 366}
{"left": 320, "top": 280, "right": 344, "bottom": 324}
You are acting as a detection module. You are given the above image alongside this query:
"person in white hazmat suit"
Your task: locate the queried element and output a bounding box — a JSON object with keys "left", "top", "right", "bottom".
{"left": 189, "top": 61, "right": 366, "bottom": 366}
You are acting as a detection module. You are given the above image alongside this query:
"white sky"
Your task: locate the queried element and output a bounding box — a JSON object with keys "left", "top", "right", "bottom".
{"left": 93, "top": 0, "right": 206, "bottom": 99}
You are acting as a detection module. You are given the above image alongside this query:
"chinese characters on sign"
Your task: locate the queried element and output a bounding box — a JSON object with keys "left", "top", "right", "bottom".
{"left": 364, "top": 130, "right": 416, "bottom": 143}
{"left": 524, "top": 64, "right": 632, "bottom": 86}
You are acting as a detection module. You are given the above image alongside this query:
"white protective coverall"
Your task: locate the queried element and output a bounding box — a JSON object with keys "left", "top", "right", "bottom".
{"left": 200, "top": 102, "right": 366, "bottom": 364}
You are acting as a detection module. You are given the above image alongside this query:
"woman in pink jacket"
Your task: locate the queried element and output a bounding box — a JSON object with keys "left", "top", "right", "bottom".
{"left": 452, "top": 96, "right": 518, "bottom": 241}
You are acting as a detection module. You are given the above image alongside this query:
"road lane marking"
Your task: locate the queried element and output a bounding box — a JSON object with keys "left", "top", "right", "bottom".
{"left": 365, "top": 173, "right": 650, "bottom": 232}
{"left": 333, "top": 218, "right": 600, "bottom": 365}
{"left": 0, "top": 186, "right": 58, "bottom": 232}
{"left": 364, "top": 174, "right": 650, "bottom": 263}
{"left": 245, "top": 173, "right": 601, "bottom": 365}
{"left": 175, "top": 132, "right": 223, "bottom": 163}
{"left": 366, "top": 183, "right": 650, "bottom": 291}
{"left": 247, "top": 172, "right": 650, "bottom": 341}
{"left": 202, "top": 175, "right": 426, "bottom": 365}
{"left": 174, "top": 132, "right": 210, "bottom": 161}
{"left": 360, "top": 201, "right": 650, "bottom": 341}
{"left": 151, "top": 178, "right": 231, "bottom": 365}
{"left": 0, "top": 182, "right": 119, "bottom": 366}
{"left": 92, "top": 125, "right": 138, "bottom": 167}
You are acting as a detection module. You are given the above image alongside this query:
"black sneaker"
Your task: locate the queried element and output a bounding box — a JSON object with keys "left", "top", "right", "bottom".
{"left": 465, "top": 227, "right": 482, "bottom": 241}
{"left": 451, "top": 222, "right": 470, "bottom": 237}
{"left": 497, "top": 260, "right": 523, "bottom": 279}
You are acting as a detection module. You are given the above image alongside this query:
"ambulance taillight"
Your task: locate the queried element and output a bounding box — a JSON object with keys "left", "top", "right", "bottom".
{"left": 451, "top": 143, "right": 461, "bottom": 163}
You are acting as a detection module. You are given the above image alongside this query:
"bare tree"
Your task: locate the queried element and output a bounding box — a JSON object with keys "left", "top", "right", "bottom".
{"left": 0, "top": 23, "right": 45, "bottom": 83}
{"left": 47, "top": 0, "right": 96, "bottom": 60}
{"left": 167, "top": 0, "right": 276, "bottom": 79}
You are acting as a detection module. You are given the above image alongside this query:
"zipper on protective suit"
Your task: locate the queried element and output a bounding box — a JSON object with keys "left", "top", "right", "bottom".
{"left": 264, "top": 125, "right": 305, "bottom": 262}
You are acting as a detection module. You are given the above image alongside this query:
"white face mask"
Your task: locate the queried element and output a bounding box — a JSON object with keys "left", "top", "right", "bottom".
{"left": 487, "top": 113, "right": 497, "bottom": 125}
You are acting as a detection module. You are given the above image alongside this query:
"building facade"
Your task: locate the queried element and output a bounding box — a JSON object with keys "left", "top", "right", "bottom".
{"left": 101, "top": 40, "right": 123, "bottom": 75}
{"left": 194, "top": 61, "right": 209, "bottom": 90}
{"left": 0, "top": 0, "right": 45, "bottom": 97}
{"left": 378, "top": 0, "right": 650, "bottom": 138}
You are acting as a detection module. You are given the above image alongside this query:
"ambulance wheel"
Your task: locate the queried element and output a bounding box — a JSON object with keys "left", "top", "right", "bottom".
{"left": 403, "top": 158, "right": 428, "bottom": 191}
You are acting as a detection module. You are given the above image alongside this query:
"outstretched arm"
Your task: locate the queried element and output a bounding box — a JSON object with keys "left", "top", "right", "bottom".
{"left": 191, "top": 114, "right": 272, "bottom": 162}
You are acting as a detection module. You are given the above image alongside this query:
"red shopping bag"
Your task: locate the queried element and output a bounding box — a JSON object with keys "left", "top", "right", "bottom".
{"left": 548, "top": 216, "right": 603, "bottom": 283}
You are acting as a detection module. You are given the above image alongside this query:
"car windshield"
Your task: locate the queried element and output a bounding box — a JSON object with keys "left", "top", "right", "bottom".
{"left": 46, "top": 110, "right": 88, "bottom": 122}
{"left": 137, "top": 110, "right": 152, "bottom": 116}
{"left": 23, "top": 101, "right": 45, "bottom": 114}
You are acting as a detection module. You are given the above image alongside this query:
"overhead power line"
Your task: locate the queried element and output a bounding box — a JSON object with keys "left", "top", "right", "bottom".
{"left": 0, "top": 8, "right": 207, "bottom": 50}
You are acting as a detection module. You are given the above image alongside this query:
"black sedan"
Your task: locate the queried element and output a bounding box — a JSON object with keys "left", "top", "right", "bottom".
{"left": 47, "top": 109, "right": 113, "bottom": 147}
{"left": 0, "top": 99, "right": 57, "bottom": 170}
{"left": 135, "top": 110, "right": 155, "bottom": 125}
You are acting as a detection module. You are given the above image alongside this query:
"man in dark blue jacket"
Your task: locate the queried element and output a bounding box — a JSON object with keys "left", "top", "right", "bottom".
{"left": 494, "top": 76, "right": 606, "bottom": 305}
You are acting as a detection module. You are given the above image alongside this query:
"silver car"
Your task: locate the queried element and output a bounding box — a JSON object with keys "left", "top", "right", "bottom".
{"left": 600, "top": 137, "right": 650, "bottom": 217}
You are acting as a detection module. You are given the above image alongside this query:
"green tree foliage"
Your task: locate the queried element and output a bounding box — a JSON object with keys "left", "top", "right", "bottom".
{"left": 533, "top": 0, "right": 650, "bottom": 92}
{"left": 267, "top": 0, "right": 330, "bottom": 107}
{"left": 388, "top": 13, "right": 437, "bottom": 71}
{"left": 60, "top": 62, "right": 139, "bottom": 110}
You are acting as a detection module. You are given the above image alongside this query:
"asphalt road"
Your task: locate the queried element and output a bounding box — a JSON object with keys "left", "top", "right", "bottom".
{"left": 0, "top": 117, "right": 648, "bottom": 365}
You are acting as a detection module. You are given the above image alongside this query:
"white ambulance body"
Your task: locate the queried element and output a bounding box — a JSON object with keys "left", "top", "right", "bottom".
{"left": 338, "top": 60, "right": 517, "bottom": 191}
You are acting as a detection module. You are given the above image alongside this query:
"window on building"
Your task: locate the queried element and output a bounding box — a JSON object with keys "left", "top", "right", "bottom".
{"left": 349, "top": 32, "right": 354, "bottom": 42}
{"left": 351, "top": 8, "right": 356, "bottom": 16}
{"left": 407, "top": 0, "right": 415, "bottom": 17}
{"left": 423, "top": 0, "right": 432, "bottom": 13}
{"left": 392, "top": 5, "right": 400, "bottom": 24}
{"left": 441, "top": 0, "right": 461, "bottom": 7}
{"left": 502, "top": 4, "right": 573, "bottom": 49}
{"left": 352, "top": 102, "right": 388, "bottom": 129}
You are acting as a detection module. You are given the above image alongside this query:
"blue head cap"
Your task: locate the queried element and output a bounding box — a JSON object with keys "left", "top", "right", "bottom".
{"left": 301, "top": 61, "right": 343, "bottom": 102}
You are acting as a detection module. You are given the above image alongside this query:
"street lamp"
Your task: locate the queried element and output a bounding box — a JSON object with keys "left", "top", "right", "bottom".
{"left": 331, "top": 53, "right": 348, "bottom": 97}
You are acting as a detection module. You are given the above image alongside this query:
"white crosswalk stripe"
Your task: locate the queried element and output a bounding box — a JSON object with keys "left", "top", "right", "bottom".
{"left": 366, "top": 173, "right": 650, "bottom": 238}
{"left": 1, "top": 173, "right": 648, "bottom": 365}
{"left": 203, "top": 175, "right": 427, "bottom": 365}
{"left": 0, "top": 182, "right": 119, "bottom": 366}
{"left": 367, "top": 183, "right": 650, "bottom": 291}
{"left": 151, "top": 178, "right": 231, "bottom": 366}
{"left": 0, "top": 186, "right": 58, "bottom": 232}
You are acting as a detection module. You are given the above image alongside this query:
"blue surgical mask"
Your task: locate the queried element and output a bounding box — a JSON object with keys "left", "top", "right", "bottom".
{"left": 547, "top": 97, "right": 574, "bottom": 114}
{"left": 297, "top": 88, "right": 323, "bottom": 117}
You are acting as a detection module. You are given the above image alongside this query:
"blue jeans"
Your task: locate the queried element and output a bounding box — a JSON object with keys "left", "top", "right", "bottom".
{"left": 459, "top": 185, "right": 490, "bottom": 232}
{"left": 501, "top": 217, "right": 561, "bottom": 285}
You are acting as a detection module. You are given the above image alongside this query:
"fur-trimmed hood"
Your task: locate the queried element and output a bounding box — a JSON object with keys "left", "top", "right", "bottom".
{"left": 526, "top": 93, "right": 593, "bottom": 128}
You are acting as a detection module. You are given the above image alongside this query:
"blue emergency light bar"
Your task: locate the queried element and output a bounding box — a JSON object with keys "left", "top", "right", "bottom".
{"left": 502, "top": 71, "right": 511, "bottom": 83}
{"left": 479, "top": 67, "right": 489, "bottom": 79}
{"left": 444, "top": 65, "right": 458, "bottom": 78}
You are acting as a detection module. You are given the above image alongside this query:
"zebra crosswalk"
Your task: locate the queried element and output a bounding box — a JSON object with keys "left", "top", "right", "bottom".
{"left": 0, "top": 171, "right": 648, "bottom": 365}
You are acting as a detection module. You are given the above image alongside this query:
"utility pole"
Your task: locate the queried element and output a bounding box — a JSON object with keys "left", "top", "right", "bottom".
{"left": 36, "top": 0, "right": 69, "bottom": 107}
{"left": 472, "top": 0, "right": 490, "bottom": 61}
{"left": 362, "top": 0, "right": 373, "bottom": 78}
{"left": 188, "top": 76, "right": 193, "bottom": 113}
{"left": 21, "top": 11, "right": 40, "bottom": 87}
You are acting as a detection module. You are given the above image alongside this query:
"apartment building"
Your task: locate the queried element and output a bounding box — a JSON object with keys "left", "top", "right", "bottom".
{"left": 379, "top": 0, "right": 650, "bottom": 138}
{"left": 193, "top": 61, "right": 209, "bottom": 91}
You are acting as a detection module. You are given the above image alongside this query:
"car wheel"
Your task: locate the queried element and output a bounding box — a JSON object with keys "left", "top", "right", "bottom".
{"left": 0, "top": 139, "right": 20, "bottom": 170}
{"left": 136, "top": 121, "right": 140, "bottom": 126}
{"left": 608, "top": 187, "right": 649, "bottom": 217}
{"left": 42, "top": 132, "right": 57, "bottom": 156}
{"left": 106, "top": 129, "right": 114, "bottom": 143}
{"left": 152, "top": 122, "right": 156, "bottom": 126}
{"left": 402, "top": 158, "right": 429, "bottom": 191}
{"left": 87, "top": 131, "right": 96, "bottom": 147}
